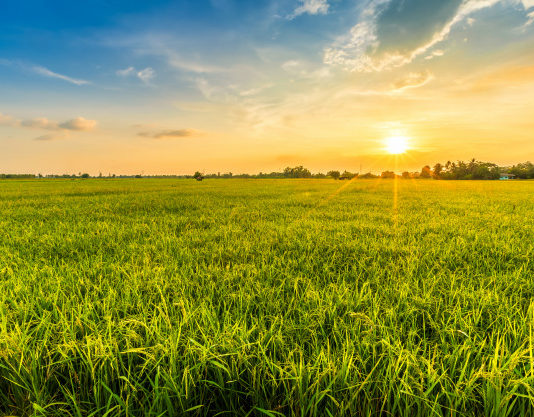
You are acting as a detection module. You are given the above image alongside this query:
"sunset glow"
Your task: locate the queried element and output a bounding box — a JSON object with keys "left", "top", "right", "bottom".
{"left": 1, "top": 1, "right": 534, "bottom": 174}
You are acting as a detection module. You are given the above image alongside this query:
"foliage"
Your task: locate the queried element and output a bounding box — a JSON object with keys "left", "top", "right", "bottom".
{"left": 381, "top": 171, "right": 396, "bottom": 179}
{"left": 283, "top": 166, "right": 312, "bottom": 178}
{"left": 420, "top": 165, "right": 432, "bottom": 178}
{"left": 359, "top": 172, "right": 378, "bottom": 179}
{"left": 440, "top": 159, "right": 500, "bottom": 180}
{"left": 327, "top": 170, "right": 341, "bottom": 180}
{"left": 0, "top": 179, "right": 533, "bottom": 416}
{"left": 193, "top": 171, "right": 204, "bottom": 181}
{"left": 340, "top": 170, "right": 357, "bottom": 179}
{"left": 508, "top": 161, "right": 534, "bottom": 179}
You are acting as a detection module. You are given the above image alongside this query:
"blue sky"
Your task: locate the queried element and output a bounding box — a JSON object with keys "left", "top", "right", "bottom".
{"left": 1, "top": 0, "right": 534, "bottom": 174}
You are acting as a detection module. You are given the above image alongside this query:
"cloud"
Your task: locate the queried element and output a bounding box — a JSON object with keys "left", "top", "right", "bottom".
{"left": 0, "top": 112, "right": 18, "bottom": 126}
{"left": 137, "top": 67, "right": 155, "bottom": 83}
{"left": 21, "top": 117, "right": 59, "bottom": 130}
{"left": 0, "top": 112, "right": 96, "bottom": 139}
{"left": 33, "top": 65, "right": 89, "bottom": 85}
{"left": 288, "top": 0, "right": 329, "bottom": 19}
{"left": 392, "top": 71, "right": 434, "bottom": 91}
{"left": 324, "top": 0, "right": 514, "bottom": 72}
{"left": 34, "top": 132, "right": 70, "bottom": 141}
{"left": 138, "top": 129, "right": 201, "bottom": 139}
{"left": 424, "top": 49, "right": 445, "bottom": 60}
{"left": 116, "top": 66, "right": 156, "bottom": 83}
{"left": 116, "top": 66, "right": 135, "bottom": 76}
{"left": 59, "top": 117, "right": 97, "bottom": 131}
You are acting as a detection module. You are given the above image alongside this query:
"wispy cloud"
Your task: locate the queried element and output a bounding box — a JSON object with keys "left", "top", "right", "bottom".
{"left": 138, "top": 128, "right": 201, "bottom": 139}
{"left": 32, "top": 65, "right": 89, "bottom": 85}
{"left": 116, "top": 66, "right": 156, "bottom": 83}
{"left": 116, "top": 66, "right": 135, "bottom": 76}
{"left": 34, "top": 132, "right": 70, "bottom": 141}
{"left": 425, "top": 49, "right": 445, "bottom": 60}
{"left": 0, "top": 112, "right": 18, "bottom": 126}
{"left": 392, "top": 71, "right": 434, "bottom": 91}
{"left": 137, "top": 67, "right": 155, "bottom": 83}
{"left": 324, "top": 0, "right": 525, "bottom": 72}
{"left": 21, "top": 117, "right": 59, "bottom": 130}
{"left": 288, "top": 0, "right": 329, "bottom": 19}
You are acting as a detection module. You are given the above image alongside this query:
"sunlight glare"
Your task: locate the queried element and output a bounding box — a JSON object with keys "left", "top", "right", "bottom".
{"left": 385, "top": 136, "right": 409, "bottom": 154}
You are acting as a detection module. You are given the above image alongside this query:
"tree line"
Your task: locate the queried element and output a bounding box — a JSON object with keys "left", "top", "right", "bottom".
{"left": 2, "top": 160, "right": 533, "bottom": 180}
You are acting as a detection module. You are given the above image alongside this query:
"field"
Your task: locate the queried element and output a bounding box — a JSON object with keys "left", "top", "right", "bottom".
{"left": 0, "top": 178, "right": 533, "bottom": 416}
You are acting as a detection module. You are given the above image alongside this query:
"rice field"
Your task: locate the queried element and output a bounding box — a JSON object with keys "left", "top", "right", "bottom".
{"left": 0, "top": 178, "right": 533, "bottom": 416}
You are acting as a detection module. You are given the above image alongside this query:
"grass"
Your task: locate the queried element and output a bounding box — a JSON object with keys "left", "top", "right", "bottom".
{"left": 0, "top": 178, "right": 533, "bottom": 416}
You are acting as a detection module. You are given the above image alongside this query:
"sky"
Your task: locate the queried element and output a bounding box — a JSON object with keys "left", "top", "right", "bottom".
{"left": 1, "top": 0, "right": 534, "bottom": 175}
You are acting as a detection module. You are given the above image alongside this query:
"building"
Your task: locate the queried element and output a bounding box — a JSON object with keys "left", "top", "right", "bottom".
{"left": 500, "top": 173, "right": 516, "bottom": 180}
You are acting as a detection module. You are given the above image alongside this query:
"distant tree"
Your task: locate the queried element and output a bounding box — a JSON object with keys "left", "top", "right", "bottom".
{"left": 509, "top": 161, "right": 534, "bottom": 179}
{"left": 193, "top": 171, "right": 204, "bottom": 181}
{"left": 340, "top": 170, "right": 357, "bottom": 179}
{"left": 81, "top": 173, "right": 90, "bottom": 178}
{"left": 420, "top": 165, "right": 432, "bottom": 179}
{"left": 327, "top": 170, "right": 341, "bottom": 180}
{"left": 359, "top": 172, "right": 378, "bottom": 179}
{"left": 283, "top": 166, "right": 312, "bottom": 178}
{"left": 433, "top": 163, "right": 443, "bottom": 179}
{"left": 401, "top": 171, "right": 411, "bottom": 179}
{"left": 381, "top": 171, "right": 396, "bottom": 179}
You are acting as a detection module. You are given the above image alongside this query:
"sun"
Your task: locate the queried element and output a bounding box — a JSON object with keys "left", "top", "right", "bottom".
{"left": 385, "top": 136, "right": 409, "bottom": 154}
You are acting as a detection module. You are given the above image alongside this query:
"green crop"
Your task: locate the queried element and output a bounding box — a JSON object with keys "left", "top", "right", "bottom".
{"left": 0, "top": 178, "right": 533, "bottom": 416}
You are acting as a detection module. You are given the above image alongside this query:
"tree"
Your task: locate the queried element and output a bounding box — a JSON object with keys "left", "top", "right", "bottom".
{"left": 340, "top": 170, "right": 357, "bottom": 179}
{"left": 359, "top": 172, "right": 378, "bottom": 179}
{"left": 327, "top": 170, "right": 341, "bottom": 180}
{"left": 283, "top": 166, "right": 312, "bottom": 178}
{"left": 433, "top": 163, "right": 443, "bottom": 179}
{"left": 420, "top": 165, "right": 432, "bottom": 179}
{"left": 381, "top": 171, "right": 396, "bottom": 179}
{"left": 81, "top": 173, "right": 90, "bottom": 178}
{"left": 401, "top": 171, "right": 411, "bottom": 179}
{"left": 193, "top": 171, "right": 204, "bottom": 181}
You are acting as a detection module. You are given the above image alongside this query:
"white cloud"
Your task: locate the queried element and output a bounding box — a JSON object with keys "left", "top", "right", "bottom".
{"left": 288, "top": 0, "right": 329, "bottom": 19}
{"left": 116, "top": 66, "right": 135, "bottom": 76}
{"left": 523, "top": 10, "right": 534, "bottom": 26}
{"left": 137, "top": 67, "right": 155, "bottom": 83}
{"left": 392, "top": 70, "right": 434, "bottom": 91}
{"left": 116, "top": 66, "right": 156, "bottom": 83}
{"left": 33, "top": 66, "right": 89, "bottom": 85}
{"left": 324, "top": 0, "right": 507, "bottom": 72}
{"left": 424, "top": 49, "right": 445, "bottom": 60}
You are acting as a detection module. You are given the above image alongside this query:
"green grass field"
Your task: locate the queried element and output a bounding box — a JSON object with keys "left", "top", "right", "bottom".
{"left": 1, "top": 178, "right": 533, "bottom": 416}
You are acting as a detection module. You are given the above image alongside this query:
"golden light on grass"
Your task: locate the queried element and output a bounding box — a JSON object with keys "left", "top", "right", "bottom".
{"left": 385, "top": 136, "right": 409, "bottom": 154}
